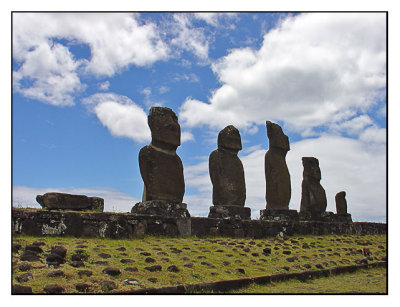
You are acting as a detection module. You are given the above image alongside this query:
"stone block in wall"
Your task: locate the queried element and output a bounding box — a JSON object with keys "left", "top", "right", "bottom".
{"left": 208, "top": 205, "right": 251, "bottom": 219}
{"left": 260, "top": 209, "right": 299, "bottom": 221}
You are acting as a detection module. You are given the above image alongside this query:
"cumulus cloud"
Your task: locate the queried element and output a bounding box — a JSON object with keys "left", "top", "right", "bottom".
{"left": 183, "top": 134, "right": 386, "bottom": 222}
{"left": 13, "top": 13, "right": 169, "bottom": 105}
{"left": 83, "top": 93, "right": 151, "bottom": 143}
{"left": 193, "top": 13, "right": 238, "bottom": 27}
{"left": 98, "top": 81, "right": 110, "bottom": 91}
{"left": 13, "top": 186, "right": 139, "bottom": 213}
{"left": 179, "top": 13, "right": 386, "bottom": 136}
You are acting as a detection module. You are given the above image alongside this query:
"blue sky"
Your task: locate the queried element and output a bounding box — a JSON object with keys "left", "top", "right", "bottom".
{"left": 12, "top": 12, "right": 386, "bottom": 221}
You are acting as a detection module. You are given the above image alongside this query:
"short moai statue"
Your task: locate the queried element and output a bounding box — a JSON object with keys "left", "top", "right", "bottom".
{"left": 299, "top": 157, "right": 327, "bottom": 220}
{"left": 208, "top": 125, "right": 251, "bottom": 219}
{"left": 260, "top": 121, "right": 298, "bottom": 221}
{"left": 131, "top": 107, "right": 190, "bottom": 218}
{"left": 335, "top": 191, "right": 352, "bottom": 222}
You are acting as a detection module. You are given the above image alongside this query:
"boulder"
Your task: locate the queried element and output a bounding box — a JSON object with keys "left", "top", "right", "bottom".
{"left": 36, "top": 192, "right": 104, "bottom": 212}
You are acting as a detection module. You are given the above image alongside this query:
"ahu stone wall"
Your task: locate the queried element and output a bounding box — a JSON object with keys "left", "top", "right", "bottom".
{"left": 12, "top": 208, "right": 386, "bottom": 239}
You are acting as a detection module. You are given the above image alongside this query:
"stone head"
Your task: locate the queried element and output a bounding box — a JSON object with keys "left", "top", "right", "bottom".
{"left": 148, "top": 107, "right": 181, "bottom": 148}
{"left": 218, "top": 125, "right": 242, "bottom": 153}
{"left": 336, "top": 191, "right": 346, "bottom": 199}
{"left": 302, "top": 157, "right": 321, "bottom": 181}
{"left": 266, "top": 121, "right": 290, "bottom": 151}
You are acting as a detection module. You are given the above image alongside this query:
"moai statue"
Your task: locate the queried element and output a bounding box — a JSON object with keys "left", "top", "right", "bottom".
{"left": 260, "top": 121, "right": 297, "bottom": 221}
{"left": 208, "top": 125, "right": 251, "bottom": 219}
{"left": 335, "top": 191, "right": 352, "bottom": 222}
{"left": 131, "top": 107, "right": 190, "bottom": 218}
{"left": 300, "top": 157, "right": 327, "bottom": 218}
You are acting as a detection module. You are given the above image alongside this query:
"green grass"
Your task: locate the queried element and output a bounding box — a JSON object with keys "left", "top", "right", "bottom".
{"left": 12, "top": 234, "right": 387, "bottom": 293}
{"left": 223, "top": 266, "right": 387, "bottom": 294}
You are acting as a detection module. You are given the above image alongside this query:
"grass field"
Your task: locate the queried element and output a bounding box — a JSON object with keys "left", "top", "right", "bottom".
{"left": 12, "top": 234, "right": 387, "bottom": 294}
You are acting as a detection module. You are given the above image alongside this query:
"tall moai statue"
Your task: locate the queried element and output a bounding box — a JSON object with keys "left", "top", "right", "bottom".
{"left": 208, "top": 125, "right": 251, "bottom": 219}
{"left": 335, "top": 191, "right": 352, "bottom": 222}
{"left": 299, "top": 157, "right": 327, "bottom": 219}
{"left": 260, "top": 121, "right": 298, "bottom": 221}
{"left": 131, "top": 107, "right": 190, "bottom": 218}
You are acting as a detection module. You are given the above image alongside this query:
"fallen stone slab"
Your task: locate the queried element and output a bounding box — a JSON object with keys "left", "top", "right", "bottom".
{"left": 36, "top": 192, "right": 104, "bottom": 212}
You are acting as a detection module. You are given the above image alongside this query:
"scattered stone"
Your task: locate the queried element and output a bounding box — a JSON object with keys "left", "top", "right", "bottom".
{"left": 116, "top": 247, "right": 126, "bottom": 251}
{"left": 282, "top": 250, "right": 291, "bottom": 255}
{"left": 71, "top": 253, "right": 88, "bottom": 262}
{"left": 251, "top": 253, "right": 259, "bottom": 257}
{"left": 43, "top": 284, "right": 65, "bottom": 294}
{"left": 124, "top": 267, "right": 139, "bottom": 272}
{"left": 101, "top": 280, "right": 117, "bottom": 291}
{"left": 355, "top": 258, "right": 369, "bottom": 265}
{"left": 76, "top": 245, "right": 87, "bottom": 249}
{"left": 181, "top": 257, "right": 190, "bottom": 261}
{"left": 157, "top": 251, "right": 167, "bottom": 256}
{"left": 302, "top": 243, "right": 310, "bottom": 249}
{"left": 25, "top": 244, "right": 43, "bottom": 254}
{"left": 167, "top": 265, "right": 179, "bottom": 273}
{"left": 148, "top": 278, "right": 158, "bottom": 283}
{"left": 303, "top": 264, "right": 312, "bottom": 269}
{"left": 201, "top": 262, "right": 211, "bottom": 266}
{"left": 281, "top": 266, "right": 290, "bottom": 271}
{"left": 145, "top": 257, "right": 155, "bottom": 263}
{"left": 315, "top": 264, "right": 324, "bottom": 269}
{"left": 74, "top": 249, "right": 85, "bottom": 254}
{"left": 264, "top": 121, "right": 291, "bottom": 210}
{"left": 102, "top": 267, "right": 121, "bottom": 276}
{"left": 197, "top": 256, "right": 206, "bottom": 259}
{"left": 263, "top": 248, "right": 271, "bottom": 255}
{"left": 46, "top": 253, "right": 65, "bottom": 266}
{"left": 236, "top": 268, "right": 245, "bottom": 274}
{"left": 124, "top": 278, "right": 140, "bottom": 286}
{"left": 145, "top": 265, "right": 162, "bottom": 272}
{"left": 98, "top": 253, "right": 111, "bottom": 259}
{"left": 120, "top": 258, "right": 133, "bottom": 264}
{"left": 20, "top": 251, "right": 41, "bottom": 262}
{"left": 12, "top": 285, "right": 32, "bottom": 294}
{"left": 19, "top": 263, "right": 32, "bottom": 272}
{"left": 140, "top": 252, "right": 152, "bottom": 256}
{"left": 286, "top": 256, "right": 298, "bottom": 262}
{"left": 15, "top": 272, "right": 33, "bottom": 282}
{"left": 12, "top": 244, "right": 22, "bottom": 253}
{"left": 75, "top": 283, "right": 91, "bottom": 293}
{"left": 161, "top": 258, "right": 170, "bottom": 262}
{"left": 243, "top": 248, "right": 250, "bottom": 252}
{"left": 51, "top": 246, "right": 67, "bottom": 258}
{"left": 46, "top": 270, "right": 65, "bottom": 277}
{"left": 70, "top": 260, "right": 84, "bottom": 268}
{"left": 184, "top": 263, "right": 194, "bottom": 268}
{"left": 77, "top": 270, "right": 93, "bottom": 277}
{"left": 222, "top": 261, "right": 230, "bottom": 266}
{"left": 211, "top": 272, "right": 219, "bottom": 276}
{"left": 94, "top": 261, "right": 109, "bottom": 265}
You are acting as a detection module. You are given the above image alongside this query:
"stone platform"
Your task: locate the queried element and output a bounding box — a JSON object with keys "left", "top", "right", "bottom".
{"left": 12, "top": 208, "right": 384, "bottom": 239}
{"left": 260, "top": 209, "right": 299, "bottom": 221}
{"left": 208, "top": 205, "right": 251, "bottom": 219}
{"left": 299, "top": 211, "right": 352, "bottom": 222}
{"left": 131, "top": 200, "right": 190, "bottom": 218}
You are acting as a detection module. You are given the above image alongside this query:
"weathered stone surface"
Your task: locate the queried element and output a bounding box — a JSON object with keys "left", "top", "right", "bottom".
{"left": 264, "top": 121, "right": 291, "bottom": 210}
{"left": 300, "top": 157, "right": 327, "bottom": 214}
{"left": 19, "top": 263, "right": 32, "bottom": 272}
{"left": 131, "top": 200, "right": 190, "bottom": 218}
{"left": 335, "top": 191, "right": 348, "bottom": 215}
{"left": 102, "top": 267, "right": 121, "bottom": 276}
{"left": 46, "top": 270, "right": 65, "bottom": 278}
{"left": 101, "top": 280, "right": 117, "bottom": 291}
{"left": 260, "top": 209, "right": 299, "bottom": 221}
{"left": 20, "top": 251, "right": 41, "bottom": 262}
{"left": 209, "top": 126, "right": 246, "bottom": 208}
{"left": 36, "top": 192, "right": 104, "bottom": 212}
{"left": 75, "top": 283, "right": 91, "bottom": 293}
{"left": 208, "top": 205, "right": 251, "bottom": 219}
{"left": 15, "top": 272, "right": 33, "bottom": 282}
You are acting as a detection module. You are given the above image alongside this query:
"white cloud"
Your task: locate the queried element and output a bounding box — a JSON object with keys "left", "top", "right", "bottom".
{"left": 193, "top": 13, "right": 237, "bottom": 27}
{"left": 13, "top": 41, "right": 84, "bottom": 106}
{"left": 183, "top": 134, "right": 386, "bottom": 222}
{"left": 13, "top": 186, "right": 139, "bottom": 213}
{"left": 98, "top": 81, "right": 110, "bottom": 91}
{"left": 13, "top": 13, "right": 169, "bottom": 105}
{"left": 170, "top": 14, "right": 210, "bottom": 61}
{"left": 179, "top": 13, "right": 386, "bottom": 136}
{"left": 83, "top": 93, "right": 151, "bottom": 143}
{"left": 181, "top": 131, "right": 195, "bottom": 143}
